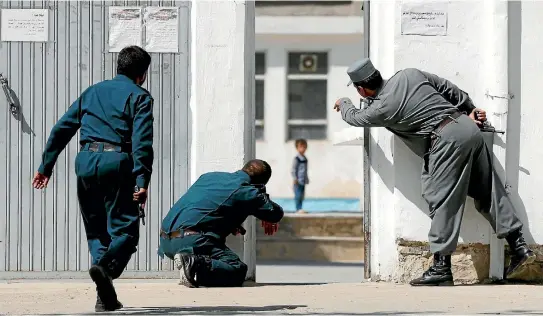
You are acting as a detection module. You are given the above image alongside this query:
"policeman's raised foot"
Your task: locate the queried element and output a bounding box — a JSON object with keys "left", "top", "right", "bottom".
{"left": 505, "top": 229, "right": 536, "bottom": 279}
{"left": 410, "top": 254, "right": 454, "bottom": 286}
{"left": 174, "top": 253, "right": 198, "bottom": 288}
{"left": 89, "top": 265, "right": 119, "bottom": 310}
{"left": 95, "top": 295, "right": 123, "bottom": 312}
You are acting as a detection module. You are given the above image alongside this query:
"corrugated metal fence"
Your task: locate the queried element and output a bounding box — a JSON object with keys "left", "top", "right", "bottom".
{"left": 0, "top": 1, "right": 190, "bottom": 277}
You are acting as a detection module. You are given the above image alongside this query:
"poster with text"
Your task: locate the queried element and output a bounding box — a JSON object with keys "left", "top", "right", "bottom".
{"left": 144, "top": 7, "right": 179, "bottom": 53}
{"left": 401, "top": 2, "right": 448, "bottom": 36}
{"left": 1, "top": 9, "right": 49, "bottom": 42}
{"left": 108, "top": 7, "right": 142, "bottom": 53}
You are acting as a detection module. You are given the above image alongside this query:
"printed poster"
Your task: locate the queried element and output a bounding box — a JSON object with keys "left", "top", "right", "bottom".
{"left": 144, "top": 7, "right": 179, "bottom": 53}
{"left": 1, "top": 9, "right": 49, "bottom": 42}
{"left": 401, "top": 2, "right": 448, "bottom": 36}
{"left": 108, "top": 7, "right": 142, "bottom": 53}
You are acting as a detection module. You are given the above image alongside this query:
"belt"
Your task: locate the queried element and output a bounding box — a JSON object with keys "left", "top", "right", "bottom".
{"left": 160, "top": 229, "right": 200, "bottom": 240}
{"left": 81, "top": 142, "right": 130, "bottom": 153}
{"left": 429, "top": 111, "right": 463, "bottom": 148}
{"left": 433, "top": 111, "right": 462, "bottom": 133}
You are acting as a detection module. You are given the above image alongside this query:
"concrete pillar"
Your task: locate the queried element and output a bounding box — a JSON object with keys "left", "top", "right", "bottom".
{"left": 189, "top": 1, "right": 256, "bottom": 280}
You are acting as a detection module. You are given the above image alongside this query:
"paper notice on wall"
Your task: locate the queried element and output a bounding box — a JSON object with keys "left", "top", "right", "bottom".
{"left": 144, "top": 7, "right": 179, "bottom": 53}
{"left": 401, "top": 2, "right": 448, "bottom": 36}
{"left": 1, "top": 9, "right": 49, "bottom": 42}
{"left": 108, "top": 7, "right": 142, "bottom": 53}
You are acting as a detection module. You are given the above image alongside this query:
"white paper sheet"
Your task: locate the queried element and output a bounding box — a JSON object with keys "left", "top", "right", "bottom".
{"left": 144, "top": 7, "right": 179, "bottom": 53}
{"left": 401, "top": 2, "right": 448, "bottom": 36}
{"left": 1, "top": 9, "right": 49, "bottom": 42}
{"left": 108, "top": 7, "right": 142, "bottom": 53}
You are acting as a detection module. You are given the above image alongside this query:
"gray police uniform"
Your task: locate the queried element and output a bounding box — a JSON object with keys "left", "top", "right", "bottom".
{"left": 339, "top": 58, "right": 523, "bottom": 255}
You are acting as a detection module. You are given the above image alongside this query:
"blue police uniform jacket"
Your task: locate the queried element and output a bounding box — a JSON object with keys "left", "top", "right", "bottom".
{"left": 38, "top": 74, "right": 154, "bottom": 189}
{"left": 161, "top": 170, "right": 284, "bottom": 239}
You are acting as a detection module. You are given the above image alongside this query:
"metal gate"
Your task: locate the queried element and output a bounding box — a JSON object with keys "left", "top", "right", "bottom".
{"left": 0, "top": 1, "right": 190, "bottom": 278}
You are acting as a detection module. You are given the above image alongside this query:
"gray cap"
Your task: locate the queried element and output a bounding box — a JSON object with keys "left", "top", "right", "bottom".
{"left": 346, "top": 58, "right": 377, "bottom": 86}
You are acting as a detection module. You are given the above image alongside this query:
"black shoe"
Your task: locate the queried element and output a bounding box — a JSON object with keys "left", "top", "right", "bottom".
{"left": 505, "top": 229, "right": 536, "bottom": 279}
{"left": 174, "top": 253, "right": 211, "bottom": 288}
{"left": 95, "top": 295, "right": 123, "bottom": 312}
{"left": 89, "top": 265, "right": 119, "bottom": 310}
{"left": 410, "top": 253, "right": 454, "bottom": 286}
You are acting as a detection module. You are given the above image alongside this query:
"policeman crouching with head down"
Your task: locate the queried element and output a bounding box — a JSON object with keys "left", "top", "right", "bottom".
{"left": 159, "top": 159, "right": 284, "bottom": 288}
{"left": 33, "top": 45, "right": 154, "bottom": 311}
{"left": 334, "top": 58, "right": 534, "bottom": 286}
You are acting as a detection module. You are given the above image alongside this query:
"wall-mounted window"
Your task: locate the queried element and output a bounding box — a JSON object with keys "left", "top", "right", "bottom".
{"left": 255, "top": 52, "right": 265, "bottom": 140}
{"left": 287, "top": 52, "right": 328, "bottom": 140}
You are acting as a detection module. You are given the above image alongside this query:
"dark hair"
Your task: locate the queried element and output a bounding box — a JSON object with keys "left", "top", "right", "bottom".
{"left": 295, "top": 139, "right": 307, "bottom": 148}
{"left": 354, "top": 70, "right": 383, "bottom": 91}
{"left": 242, "top": 159, "right": 272, "bottom": 185}
{"left": 117, "top": 46, "right": 151, "bottom": 81}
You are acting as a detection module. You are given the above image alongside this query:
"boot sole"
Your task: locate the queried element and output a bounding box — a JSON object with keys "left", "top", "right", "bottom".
{"left": 174, "top": 254, "right": 196, "bottom": 288}
{"left": 95, "top": 302, "right": 123, "bottom": 313}
{"left": 410, "top": 280, "right": 454, "bottom": 286}
{"left": 506, "top": 252, "right": 536, "bottom": 279}
{"left": 89, "top": 266, "right": 118, "bottom": 309}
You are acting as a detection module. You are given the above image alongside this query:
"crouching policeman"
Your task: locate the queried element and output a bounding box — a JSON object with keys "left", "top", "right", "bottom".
{"left": 159, "top": 159, "right": 283, "bottom": 287}
{"left": 32, "top": 46, "right": 154, "bottom": 311}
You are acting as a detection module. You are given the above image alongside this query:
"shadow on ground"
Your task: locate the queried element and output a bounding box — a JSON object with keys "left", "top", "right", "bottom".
{"left": 45, "top": 305, "right": 449, "bottom": 316}
{"left": 38, "top": 306, "right": 543, "bottom": 315}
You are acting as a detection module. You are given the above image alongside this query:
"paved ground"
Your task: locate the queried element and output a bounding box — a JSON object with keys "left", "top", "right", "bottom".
{"left": 1, "top": 263, "right": 542, "bottom": 315}
{"left": 2, "top": 280, "right": 543, "bottom": 315}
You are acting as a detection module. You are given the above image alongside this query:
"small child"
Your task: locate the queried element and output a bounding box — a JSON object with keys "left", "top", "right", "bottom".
{"left": 291, "top": 139, "right": 309, "bottom": 212}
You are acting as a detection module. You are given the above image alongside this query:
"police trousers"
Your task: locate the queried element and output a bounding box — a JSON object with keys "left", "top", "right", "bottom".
{"left": 75, "top": 149, "right": 140, "bottom": 279}
{"left": 421, "top": 114, "right": 523, "bottom": 255}
{"left": 159, "top": 233, "right": 248, "bottom": 287}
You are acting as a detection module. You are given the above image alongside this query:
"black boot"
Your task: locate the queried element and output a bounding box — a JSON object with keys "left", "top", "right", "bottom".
{"left": 505, "top": 229, "right": 536, "bottom": 279}
{"left": 174, "top": 253, "right": 212, "bottom": 288}
{"left": 89, "top": 265, "right": 119, "bottom": 311}
{"left": 95, "top": 294, "right": 123, "bottom": 312}
{"left": 410, "top": 253, "right": 454, "bottom": 286}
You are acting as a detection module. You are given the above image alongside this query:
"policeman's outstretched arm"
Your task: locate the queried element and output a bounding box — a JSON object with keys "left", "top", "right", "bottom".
{"left": 334, "top": 97, "right": 385, "bottom": 128}
{"left": 419, "top": 70, "right": 476, "bottom": 114}
{"left": 33, "top": 97, "right": 83, "bottom": 189}
{"left": 131, "top": 95, "right": 154, "bottom": 202}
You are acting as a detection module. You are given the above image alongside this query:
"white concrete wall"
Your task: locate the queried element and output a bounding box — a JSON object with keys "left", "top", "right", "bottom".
{"left": 190, "top": 0, "right": 256, "bottom": 280}
{"left": 255, "top": 34, "right": 364, "bottom": 198}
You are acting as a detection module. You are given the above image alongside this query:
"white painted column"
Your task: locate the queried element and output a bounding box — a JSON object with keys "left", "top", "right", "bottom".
{"left": 483, "top": 0, "right": 509, "bottom": 280}
{"left": 190, "top": 0, "right": 256, "bottom": 280}
{"left": 263, "top": 46, "right": 287, "bottom": 145}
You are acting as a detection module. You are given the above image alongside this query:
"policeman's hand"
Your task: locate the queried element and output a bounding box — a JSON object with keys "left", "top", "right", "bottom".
{"left": 334, "top": 97, "right": 351, "bottom": 113}
{"left": 32, "top": 172, "right": 49, "bottom": 190}
{"left": 133, "top": 188, "right": 148, "bottom": 206}
{"left": 469, "top": 108, "right": 487, "bottom": 125}
{"left": 232, "top": 226, "right": 246, "bottom": 236}
{"left": 293, "top": 179, "right": 298, "bottom": 185}
{"left": 261, "top": 221, "right": 279, "bottom": 235}
{"left": 333, "top": 99, "right": 342, "bottom": 112}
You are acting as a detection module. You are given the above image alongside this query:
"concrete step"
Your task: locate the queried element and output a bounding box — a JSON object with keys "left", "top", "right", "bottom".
{"left": 256, "top": 213, "right": 364, "bottom": 262}
{"left": 256, "top": 212, "right": 363, "bottom": 238}
{"left": 257, "top": 235, "right": 364, "bottom": 263}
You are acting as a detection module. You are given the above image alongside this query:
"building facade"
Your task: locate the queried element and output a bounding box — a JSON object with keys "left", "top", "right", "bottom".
{"left": 254, "top": 1, "right": 364, "bottom": 203}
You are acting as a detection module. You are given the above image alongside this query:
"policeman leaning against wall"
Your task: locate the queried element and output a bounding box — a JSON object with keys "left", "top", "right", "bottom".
{"left": 32, "top": 46, "right": 154, "bottom": 311}
{"left": 334, "top": 58, "right": 535, "bottom": 286}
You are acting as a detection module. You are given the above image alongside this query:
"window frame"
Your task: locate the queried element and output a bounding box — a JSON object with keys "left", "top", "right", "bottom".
{"left": 286, "top": 51, "right": 329, "bottom": 141}
{"left": 255, "top": 52, "right": 266, "bottom": 140}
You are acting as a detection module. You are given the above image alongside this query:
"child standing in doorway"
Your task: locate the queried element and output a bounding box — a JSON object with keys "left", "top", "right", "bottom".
{"left": 292, "top": 139, "right": 309, "bottom": 213}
